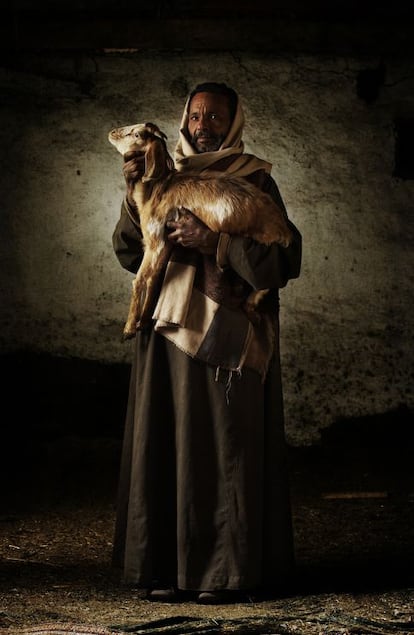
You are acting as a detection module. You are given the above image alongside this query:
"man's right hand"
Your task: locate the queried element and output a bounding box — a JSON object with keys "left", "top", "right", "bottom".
{"left": 123, "top": 151, "right": 145, "bottom": 209}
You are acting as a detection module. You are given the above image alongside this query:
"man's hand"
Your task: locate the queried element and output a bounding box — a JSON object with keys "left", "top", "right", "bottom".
{"left": 166, "top": 210, "right": 219, "bottom": 254}
{"left": 123, "top": 151, "right": 145, "bottom": 209}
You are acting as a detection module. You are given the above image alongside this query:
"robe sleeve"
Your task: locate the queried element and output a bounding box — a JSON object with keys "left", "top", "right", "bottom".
{"left": 112, "top": 198, "right": 144, "bottom": 274}
{"left": 216, "top": 175, "right": 302, "bottom": 290}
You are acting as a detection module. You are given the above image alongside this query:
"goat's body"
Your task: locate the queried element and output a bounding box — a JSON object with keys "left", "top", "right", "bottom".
{"left": 109, "top": 122, "right": 292, "bottom": 338}
{"left": 148, "top": 172, "right": 289, "bottom": 245}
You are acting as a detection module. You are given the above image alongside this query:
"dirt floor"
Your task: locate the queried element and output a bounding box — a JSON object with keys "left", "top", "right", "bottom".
{"left": 1, "top": 354, "right": 414, "bottom": 634}
{"left": 2, "top": 437, "right": 414, "bottom": 635}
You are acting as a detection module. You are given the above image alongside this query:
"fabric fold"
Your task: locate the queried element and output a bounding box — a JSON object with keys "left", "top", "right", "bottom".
{"left": 152, "top": 260, "right": 196, "bottom": 327}
{"left": 154, "top": 284, "right": 255, "bottom": 376}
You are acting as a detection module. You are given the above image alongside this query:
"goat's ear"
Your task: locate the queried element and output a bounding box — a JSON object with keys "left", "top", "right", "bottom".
{"left": 145, "top": 122, "right": 168, "bottom": 141}
{"left": 143, "top": 138, "right": 172, "bottom": 181}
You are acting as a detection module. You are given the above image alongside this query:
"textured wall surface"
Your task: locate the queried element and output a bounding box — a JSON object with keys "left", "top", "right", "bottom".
{"left": 0, "top": 50, "right": 413, "bottom": 444}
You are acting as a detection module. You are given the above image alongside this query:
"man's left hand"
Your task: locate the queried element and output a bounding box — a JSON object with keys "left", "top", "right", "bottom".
{"left": 166, "top": 211, "right": 219, "bottom": 254}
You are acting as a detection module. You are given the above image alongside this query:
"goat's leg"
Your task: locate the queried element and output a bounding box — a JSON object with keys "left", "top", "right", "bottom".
{"left": 136, "top": 241, "right": 173, "bottom": 329}
{"left": 123, "top": 272, "right": 148, "bottom": 339}
{"left": 243, "top": 289, "right": 269, "bottom": 325}
{"left": 123, "top": 239, "right": 173, "bottom": 337}
{"left": 122, "top": 242, "right": 158, "bottom": 338}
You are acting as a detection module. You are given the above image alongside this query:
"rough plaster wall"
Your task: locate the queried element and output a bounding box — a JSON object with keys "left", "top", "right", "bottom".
{"left": 0, "top": 51, "right": 413, "bottom": 444}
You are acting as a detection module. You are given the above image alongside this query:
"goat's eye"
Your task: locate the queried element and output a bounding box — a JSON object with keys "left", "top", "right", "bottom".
{"left": 134, "top": 131, "right": 142, "bottom": 138}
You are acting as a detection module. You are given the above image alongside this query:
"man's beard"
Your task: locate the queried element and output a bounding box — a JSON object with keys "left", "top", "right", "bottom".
{"left": 191, "top": 131, "right": 225, "bottom": 153}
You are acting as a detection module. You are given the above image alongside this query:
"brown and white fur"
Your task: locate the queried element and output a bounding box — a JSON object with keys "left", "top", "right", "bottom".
{"left": 108, "top": 122, "right": 293, "bottom": 338}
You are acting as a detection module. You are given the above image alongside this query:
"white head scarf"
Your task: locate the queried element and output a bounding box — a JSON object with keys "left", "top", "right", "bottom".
{"left": 174, "top": 90, "right": 272, "bottom": 177}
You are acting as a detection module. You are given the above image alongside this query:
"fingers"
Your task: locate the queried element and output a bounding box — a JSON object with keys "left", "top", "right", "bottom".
{"left": 166, "top": 221, "right": 194, "bottom": 247}
{"left": 166, "top": 212, "right": 205, "bottom": 232}
{"left": 166, "top": 216, "right": 196, "bottom": 241}
{"left": 166, "top": 215, "right": 218, "bottom": 251}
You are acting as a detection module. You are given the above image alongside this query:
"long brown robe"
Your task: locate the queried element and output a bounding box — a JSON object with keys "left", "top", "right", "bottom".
{"left": 111, "top": 167, "right": 302, "bottom": 591}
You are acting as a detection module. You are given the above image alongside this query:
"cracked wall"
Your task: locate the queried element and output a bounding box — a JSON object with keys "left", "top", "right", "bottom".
{"left": 0, "top": 50, "right": 413, "bottom": 444}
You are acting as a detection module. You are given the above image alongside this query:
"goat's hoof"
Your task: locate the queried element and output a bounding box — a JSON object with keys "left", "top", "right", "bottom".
{"left": 122, "top": 330, "right": 136, "bottom": 341}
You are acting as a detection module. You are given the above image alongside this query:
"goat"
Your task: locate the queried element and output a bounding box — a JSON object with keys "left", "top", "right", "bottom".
{"left": 108, "top": 122, "right": 293, "bottom": 339}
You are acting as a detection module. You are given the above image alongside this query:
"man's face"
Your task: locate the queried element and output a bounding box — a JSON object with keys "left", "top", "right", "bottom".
{"left": 187, "top": 92, "right": 233, "bottom": 153}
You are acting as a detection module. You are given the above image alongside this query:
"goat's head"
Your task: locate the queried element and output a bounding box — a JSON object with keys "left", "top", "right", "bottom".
{"left": 108, "top": 122, "right": 175, "bottom": 182}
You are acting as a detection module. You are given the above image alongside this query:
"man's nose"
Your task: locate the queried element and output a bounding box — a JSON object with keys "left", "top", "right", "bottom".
{"left": 197, "top": 115, "right": 210, "bottom": 130}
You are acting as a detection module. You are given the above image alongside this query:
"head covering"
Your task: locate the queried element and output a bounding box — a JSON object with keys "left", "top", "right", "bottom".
{"left": 174, "top": 84, "right": 272, "bottom": 178}
{"left": 188, "top": 82, "right": 238, "bottom": 121}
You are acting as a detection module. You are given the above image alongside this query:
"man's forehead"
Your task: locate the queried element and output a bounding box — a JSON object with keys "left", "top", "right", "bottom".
{"left": 189, "top": 92, "right": 230, "bottom": 112}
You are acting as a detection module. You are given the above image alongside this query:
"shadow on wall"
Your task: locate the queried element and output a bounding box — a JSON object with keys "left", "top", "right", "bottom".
{"left": 2, "top": 352, "right": 413, "bottom": 497}
{"left": 2, "top": 351, "right": 414, "bottom": 506}
{"left": 1, "top": 351, "right": 130, "bottom": 510}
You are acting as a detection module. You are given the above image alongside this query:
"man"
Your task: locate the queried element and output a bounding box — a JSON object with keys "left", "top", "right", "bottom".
{"left": 111, "top": 82, "right": 302, "bottom": 604}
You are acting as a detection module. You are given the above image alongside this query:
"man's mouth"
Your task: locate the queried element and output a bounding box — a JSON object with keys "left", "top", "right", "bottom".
{"left": 192, "top": 132, "right": 223, "bottom": 152}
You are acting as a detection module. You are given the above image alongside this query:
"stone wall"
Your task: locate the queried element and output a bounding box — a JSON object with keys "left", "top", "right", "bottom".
{"left": 1, "top": 50, "right": 413, "bottom": 444}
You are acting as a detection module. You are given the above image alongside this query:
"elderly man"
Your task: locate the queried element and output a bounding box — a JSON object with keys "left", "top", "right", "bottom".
{"left": 111, "top": 82, "right": 302, "bottom": 604}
